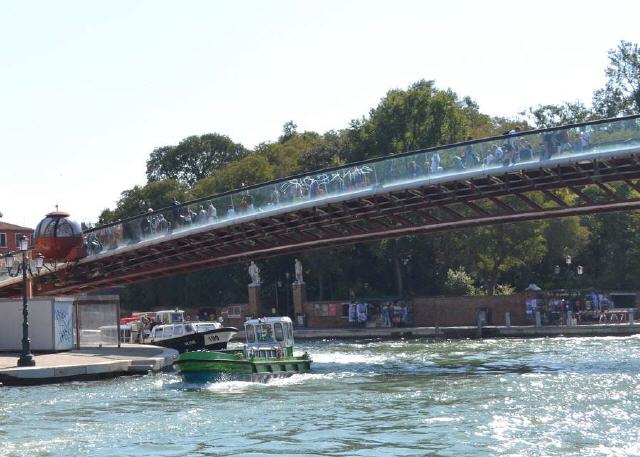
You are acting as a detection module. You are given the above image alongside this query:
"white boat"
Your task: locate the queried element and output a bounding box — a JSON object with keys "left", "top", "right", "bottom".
{"left": 144, "top": 309, "right": 238, "bottom": 353}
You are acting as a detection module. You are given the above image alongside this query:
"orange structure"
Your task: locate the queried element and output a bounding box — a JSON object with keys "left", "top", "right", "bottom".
{"left": 33, "top": 211, "right": 85, "bottom": 261}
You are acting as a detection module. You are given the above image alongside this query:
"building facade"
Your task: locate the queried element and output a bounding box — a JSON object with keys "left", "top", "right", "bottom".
{"left": 0, "top": 221, "right": 33, "bottom": 256}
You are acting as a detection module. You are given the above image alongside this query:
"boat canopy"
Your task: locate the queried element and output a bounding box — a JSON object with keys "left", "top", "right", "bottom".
{"left": 155, "top": 309, "right": 185, "bottom": 324}
{"left": 244, "top": 317, "right": 294, "bottom": 349}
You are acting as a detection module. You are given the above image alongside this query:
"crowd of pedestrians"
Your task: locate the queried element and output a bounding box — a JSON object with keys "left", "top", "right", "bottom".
{"left": 85, "top": 125, "right": 597, "bottom": 255}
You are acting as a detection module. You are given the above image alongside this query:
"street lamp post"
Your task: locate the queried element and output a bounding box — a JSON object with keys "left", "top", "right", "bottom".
{"left": 553, "top": 257, "right": 586, "bottom": 315}
{"left": 275, "top": 280, "right": 282, "bottom": 314}
{"left": 4, "top": 235, "right": 44, "bottom": 367}
{"left": 285, "top": 272, "right": 291, "bottom": 317}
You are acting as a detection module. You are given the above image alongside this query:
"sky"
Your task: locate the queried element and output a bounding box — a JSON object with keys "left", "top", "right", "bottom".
{"left": 1, "top": 0, "right": 639, "bottom": 228}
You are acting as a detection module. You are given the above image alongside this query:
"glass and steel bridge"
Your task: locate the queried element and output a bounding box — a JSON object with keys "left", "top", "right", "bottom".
{"left": 2, "top": 115, "right": 640, "bottom": 297}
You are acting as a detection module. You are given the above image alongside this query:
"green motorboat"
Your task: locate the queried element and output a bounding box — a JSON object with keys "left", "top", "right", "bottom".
{"left": 174, "top": 316, "right": 312, "bottom": 383}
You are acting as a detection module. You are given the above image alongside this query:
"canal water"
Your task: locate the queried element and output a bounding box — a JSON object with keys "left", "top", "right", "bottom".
{"left": 2, "top": 336, "right": 640, "bottom": 456}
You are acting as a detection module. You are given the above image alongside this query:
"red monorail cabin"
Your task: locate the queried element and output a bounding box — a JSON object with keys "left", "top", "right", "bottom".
{"left": 34, "top": 211, "right": 85, "bottom": 261}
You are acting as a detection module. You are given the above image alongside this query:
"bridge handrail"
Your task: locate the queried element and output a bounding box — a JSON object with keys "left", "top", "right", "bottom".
{"left": 82, "top": 114, "right": 640, "bottom": 256}
{"left": 85, "top": 114, "right": 640, "bottom": 234}
{"left": 85, "top": 114, "right": 640, "bottom": 233}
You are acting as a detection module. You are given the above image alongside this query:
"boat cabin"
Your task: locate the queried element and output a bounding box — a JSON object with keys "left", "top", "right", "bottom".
{"left": 151, "top": 323, "right": 195, "bottom": 341}
{"left": 149, "top": 321, "right": 224, "bottom": 342}
{"left": 155, "top": 309, "right": 186, "bottom": 324}
{"left": 244, "top": 316, "right": 295, "bottom": 358}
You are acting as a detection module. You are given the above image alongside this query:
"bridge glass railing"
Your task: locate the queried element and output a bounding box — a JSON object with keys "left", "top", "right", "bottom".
{"left": 84, "top": 116, "right": 640, "bottom": 256}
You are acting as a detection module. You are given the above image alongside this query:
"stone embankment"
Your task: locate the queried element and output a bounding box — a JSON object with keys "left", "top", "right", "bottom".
{"left": 233, "top": 324, "right": 640, "bottom": 340}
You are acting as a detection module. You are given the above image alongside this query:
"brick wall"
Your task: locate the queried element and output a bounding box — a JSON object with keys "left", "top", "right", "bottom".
{"left": 303, "top": 301, "right": 349, "bottom": 328}
{"left": 302, "top": 294, "right": 530, "bottom": 328}
{"left": 0, "top": 226, "right": 33, "bottom": 256}
{"left": 411, "top": 293, "right": 529, "bottom": 326}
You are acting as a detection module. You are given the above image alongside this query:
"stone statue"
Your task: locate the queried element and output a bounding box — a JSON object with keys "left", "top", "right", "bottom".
{"left": 248, "top": 261, "right": 261, "bottom": 286}
{"left": 294, "top": 258, "right": 304, "bottom": 284}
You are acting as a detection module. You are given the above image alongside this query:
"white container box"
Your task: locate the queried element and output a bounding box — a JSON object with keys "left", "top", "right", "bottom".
{"left": 0, "top": 297, "right": 74, "bottom": 351}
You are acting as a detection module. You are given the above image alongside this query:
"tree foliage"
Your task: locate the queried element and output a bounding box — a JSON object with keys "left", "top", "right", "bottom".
{"left": 443, "top": 267, "right": 477, "bottom": 296}
{"left": 98, "top": 179, "right": 190, "bottom": 223}
{"left": 522, "top": 101, "right": 596, "bottom": 128}
{"left": 146, "top": 133, "right": 248, "bottom": 186}
{"left": 593, "top": 40, "right": 640, "bottom": 117}
{"left": 344, "top": 80, "right": 470, "bottom": 162}
{"left": 192, "top": 154, "right": 275, "bottom": 197}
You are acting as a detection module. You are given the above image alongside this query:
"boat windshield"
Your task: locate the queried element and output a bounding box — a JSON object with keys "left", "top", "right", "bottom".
{"left": 256, "top": 324, "right": 274, "bottom": 343}
{"left": 274, "top": 323, "right": 284, "bottom": 341}
{"left": 246, "top": 324, "right": 255, "bottom": 343}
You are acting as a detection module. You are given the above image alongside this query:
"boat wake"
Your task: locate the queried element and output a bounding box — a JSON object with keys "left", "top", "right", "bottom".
{"left": 310, "top": 352, "right": 387, "bottom": 364}
{"left": 158, "top": 372, "right": 336, "bottom": 392}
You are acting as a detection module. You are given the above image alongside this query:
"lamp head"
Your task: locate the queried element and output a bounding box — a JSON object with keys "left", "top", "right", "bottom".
{"left": 18, "top": 234, "right": 29, "bottom": 252}
{"left": 35, "top": 253, "right": 45, "bottom": 273}
{"left": 4, "top": 253, "right": 15, "bottom": 272}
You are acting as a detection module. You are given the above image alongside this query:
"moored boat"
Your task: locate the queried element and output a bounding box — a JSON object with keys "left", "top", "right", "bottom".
{"left": 174, "top": 316, "right": 311, "bottom": 383}
{"left": 146, "top": 310, "right": 238, "bottom": 353}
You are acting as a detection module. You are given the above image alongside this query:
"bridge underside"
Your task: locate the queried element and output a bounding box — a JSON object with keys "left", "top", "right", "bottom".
{"left": 4, "top": 153, "right": 640, "bottom": 297}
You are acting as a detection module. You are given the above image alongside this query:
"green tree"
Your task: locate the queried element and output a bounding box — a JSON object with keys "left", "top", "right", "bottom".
{"left": 522, "top": 101, "right": 595, "bottom": 128}
{"left": 344, "top": 80, "right": 470, "bottom": 162}
{"left": 146, "top": 133, "right": 248, "bottom": 186}
{"left": 537, "top": 217, "right": 590, "bottom": 289}
{"left": 297, "top": 131, "right": 345, "bottom": 172}
{"left": 279, "top": 121, "right": 298, "bottom": 143}
{"left": 257, "top": 131, "right": 322, "bottom": 177}
{"left": 192, "top": 154, "right": 275, "bottom": 197}
{"left": 494, "top": 283, "right": 515, "bottom": 296}
{"left": 98, "top": 179, "right": 190, "bottom": 223}
{"left": 443, "top": 267, "right": 477, "bottom": 296}
{"left": 593, "top": 40, "right": 640, "bottom": 117}
{"left": 473, "top": 222, "right": 547, "bottom": 295}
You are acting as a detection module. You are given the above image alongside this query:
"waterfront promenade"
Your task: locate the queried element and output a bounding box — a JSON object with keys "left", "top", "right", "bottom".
{"left": 0, "top": 344, "right": 177, "bottom": 386}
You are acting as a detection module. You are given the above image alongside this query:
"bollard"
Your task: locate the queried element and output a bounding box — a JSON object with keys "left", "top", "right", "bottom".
{"left": 567, "top": 310, "right": 573, "bottom": 327}
{"left": 535, "top": 310, "right": 542, "bottom": 328}
{"left": 505, "top": 312, "right": 511, "bottom": 328}
{"left": 630, "top": 312, "right": 635, "bottom": 326}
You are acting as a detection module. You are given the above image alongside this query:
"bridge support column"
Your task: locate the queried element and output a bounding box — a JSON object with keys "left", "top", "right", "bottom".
{"left": 247, "top": 284, "right": 262, "bottom": 318}
{"left": 292, "top": 282, "right": 307, "bottom": 327}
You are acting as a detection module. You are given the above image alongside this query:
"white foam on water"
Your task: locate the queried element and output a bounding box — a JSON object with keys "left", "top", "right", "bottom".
{"left": 201, "top": 372, "right": 338, "bottom": 393}
{"left": 204, "top": 380, "right": 255, "bottom": 393}
{"left": 261, "top": 372, "right": 335, "bottom": 386}
{"left": 311, "top": 351, "right": 388, "bottom": 364}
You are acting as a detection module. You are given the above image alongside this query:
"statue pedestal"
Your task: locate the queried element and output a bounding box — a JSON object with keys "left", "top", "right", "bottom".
{"left": 292, "top": 282, "right": 307, "bottom": 326}
{"left": 247, "top": 284, "right": 262, "bottom": 318}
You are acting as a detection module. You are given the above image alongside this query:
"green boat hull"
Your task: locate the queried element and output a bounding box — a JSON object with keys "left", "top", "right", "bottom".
{"left": 174, "top": 350, "right": 312, "bottom": 384}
